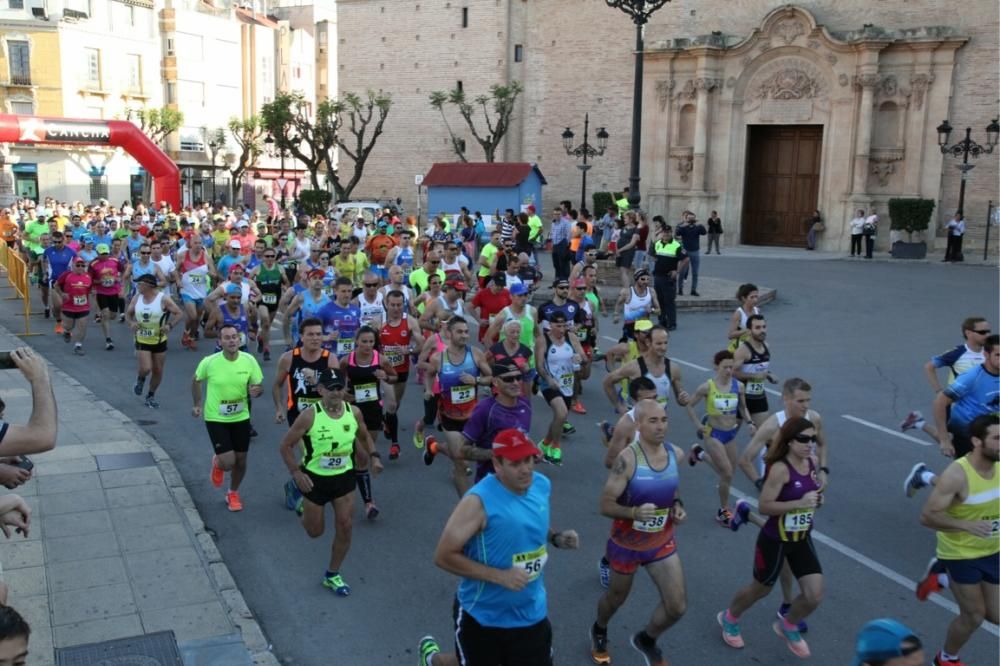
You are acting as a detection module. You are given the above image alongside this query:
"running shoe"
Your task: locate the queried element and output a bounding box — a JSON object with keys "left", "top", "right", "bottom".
{"left": 95, "top": 314, "right": 102, "bottom": 324}
{"left": 590, "top": 624, "right": 611, "bottom": 664}
{"left": 263, "top": 348, "right": 271, "bottom": 362}
{"left": 181, "top": 332, "right": 193, "bottom": 349}
{"left": 257, "top": 339, "right": 264, "bottom": 354}
{"left": 225, "top": 490, "right": 243, "bottom": 512}
{"left": 284, "top": 478, "right": 302, "bottom": 511}
{"left": 210, "top": 455, "right": 224, "bottom": 488}
{"left": 598, "top": 557, "right": 610, "bottom": 589}
{"left": 62, "top": 331, "right": 71, "bottom": 343}
{"left": 418, "top": 635, "right": 441, "bottom": 666}
{"left": 718, "top": 611, "right": 745, "bottom": 649}
{"left": 716, "top": 507, "right": 733, "bottom": 528}
{"left": 933, "top": 651, "right": 965, "bottom": 666}
{"left": 772, "top": 620, "right": 810, "bottom": 658}
{"left": 249, "top": 425, "right": 259, "bottom": 438}
{"left": 118, "top": 313, "right": 125, "bottom": 322}
{"left": 144, "top": 396, "right": 159, "bottom": 409}
{"left": 572, "top": 401, "right": 587, "bottom": 415}
{"left": 44, "top": 307, "right": 50, "bottom": 319}
{"left": 777, "top": 603, "right": 809, "bottom": 633}
{"left": 366, "top": 502, "right": 380, "bottom": 521}
{"left": 899, "top": 410, "right": 926, "bottom": 432}
{"left": 105, "top": 339, "right": 114, "bottom": 351}
{"left": 562, "top": 422, "right": 576, "bottom": 435}
{"left": 389, "top": 443, "right": 401, "bottom": 460}
{"left": 55, "top": 323, "right": 64, "bottom": 335}
{"left": 629, "top": 631, "right": 666, "bottom": 666}
{"left": 133, "top": 378, "right": 145, "bottom": 396}
{"left": 730, "top": 499, "right": 751, "bottom": 532}
{"left": 413, "top": 429, "right": 425, "bottom": 449}
{"left": 423, "top": 436, "right": 437, "bottom": 466}
{"left": 322, "top": 572, "right": 351, "bottom": 596}
{"left": 73, "top": 344, "right": 85, "bottom": 356}
{"left": 916, "top": 558, "right": 946, "bottom": 601}
{"left": 904, "top": 462, "right": 931, "bottom": 498}
{"left": 544, "top": 443, "right": 563, "bottom": 466}
{"left": 598, "top": 420, "right": 614, "bottom": 444}
{"left": 688, "top": 443, "right": 704, "bottom": 467}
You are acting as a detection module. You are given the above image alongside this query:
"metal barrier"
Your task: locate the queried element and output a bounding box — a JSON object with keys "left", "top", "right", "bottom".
{"left": 0, "top": 239, "right": 41, "bottom": 336}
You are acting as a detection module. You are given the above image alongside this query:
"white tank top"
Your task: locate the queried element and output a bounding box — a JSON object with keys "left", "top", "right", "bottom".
{"left": 544, "top": 334, "right": 576, "bottom": 397}
{"left": 291, "top": 237, "right": 311, "bottom": 261}
{"left": 222, "top": 280, "right": 251, "bottom": 306}
{"left": 441, "top": 257, "right": 465, "bottom": 274}
{"left": 358, "top": 291, "right": 384, "bottom": 326}
{"left": 134, "top": 292, "right": 166, "bottom": 344}
{"left": 736, "top": 305, "right": 760, "bottom": 330}
{"left": 623, "top": 286, "right": 652, "bottom": 322}
{"left": 179, "top": 251, "right": 210, "bottom": 299}
{"left": 438, "top": 294, "right": 465, "bottom": 319}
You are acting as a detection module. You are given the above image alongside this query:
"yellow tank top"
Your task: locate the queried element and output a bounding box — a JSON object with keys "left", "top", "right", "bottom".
{"left": 618, "top": 341, "right": 640, "bottom": 403}
{"left": 706, "top": 378, "right": 739, "bottom": 417}
{"left": 936, "top": 457, "right": 1000, "bottom": 560}
{"left": 301, "top": 402, "right": 358, "bottom": 477}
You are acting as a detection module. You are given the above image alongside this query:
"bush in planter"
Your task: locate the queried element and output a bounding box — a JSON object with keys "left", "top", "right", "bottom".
{"left": 299, "top": 189, "right": 332, "bottom": 216}
{"left": 592, "top": 191, "right": 616, "bottom": 217}
{"left": 888, "top": 198, "right": 935, "bottom": 242}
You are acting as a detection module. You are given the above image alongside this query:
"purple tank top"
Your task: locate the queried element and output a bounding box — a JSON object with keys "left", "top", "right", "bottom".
{"left": 763, "top": 458, "right": 819, "bottom": 542}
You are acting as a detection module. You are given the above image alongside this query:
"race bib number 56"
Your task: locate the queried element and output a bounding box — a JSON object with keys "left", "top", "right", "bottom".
{"left": 512, "top": 545, "right": 548, "bottom": 581}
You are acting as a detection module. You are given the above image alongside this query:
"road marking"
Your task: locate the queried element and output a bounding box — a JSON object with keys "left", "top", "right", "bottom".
{"left": 841, "top": 414, "right": 932, "bottom": 447}
{"left": 600, "top": 336, "right": 780, "bottom": 395}
{"left": 730, "top": 489, "right": 1000, "bottom": 635}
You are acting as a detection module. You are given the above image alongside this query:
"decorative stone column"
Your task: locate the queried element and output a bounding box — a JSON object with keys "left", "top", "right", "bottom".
{"left": 692, "top": 76, "right": 720, "bottom": 192}
{"left": 852, "top": 73, "right": 881, "bottom": 194}
{"left": 0, "top": 144, "right": 16, "bottom": 208}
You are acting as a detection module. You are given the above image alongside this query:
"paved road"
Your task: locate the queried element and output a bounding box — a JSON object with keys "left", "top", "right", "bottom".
{"left": 2, "top": 254, "right": 997, "bottom": 665}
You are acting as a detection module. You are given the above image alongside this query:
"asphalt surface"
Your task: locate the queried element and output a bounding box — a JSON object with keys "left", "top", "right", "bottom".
{"left": 3, "top": 253, "right": 998, "bottom": 665}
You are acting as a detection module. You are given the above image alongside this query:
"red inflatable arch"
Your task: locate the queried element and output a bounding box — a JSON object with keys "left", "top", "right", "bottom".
{"left": 0, "top": 114, "right": 180, "bottom": 210}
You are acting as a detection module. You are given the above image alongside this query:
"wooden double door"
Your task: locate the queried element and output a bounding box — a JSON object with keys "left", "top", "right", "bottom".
{"left": 741, "top": 125, "right": 823, "bottom": 246}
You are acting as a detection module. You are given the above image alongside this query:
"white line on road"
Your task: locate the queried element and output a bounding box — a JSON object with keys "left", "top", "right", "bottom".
{"left": 841, "top": 414, "right": 933, "bottom": 447}
{"left": 730, "top": 489, "right": 1000, "bottom": 636}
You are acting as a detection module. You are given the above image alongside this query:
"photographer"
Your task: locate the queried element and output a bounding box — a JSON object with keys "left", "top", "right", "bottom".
{"left": 0, "top": 348, "right": 57, "bottom": 458}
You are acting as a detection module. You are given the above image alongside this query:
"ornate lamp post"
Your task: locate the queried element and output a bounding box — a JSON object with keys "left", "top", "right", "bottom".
{"left": 936, "top": 118, "right": 1000, "bottom": 217}
{"left": 605, "top": 0, "right": 672, "bottom": 210}
{"left": 561, "top": 114, "right": 609, "bottom": 211}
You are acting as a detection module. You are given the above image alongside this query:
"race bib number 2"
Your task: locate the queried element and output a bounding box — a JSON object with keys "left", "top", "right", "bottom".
{"left": 354, "top": 382, "right": 378, "bottom": 403}
{"left": 512, "top": 545, "right": 548, "bottom": 581}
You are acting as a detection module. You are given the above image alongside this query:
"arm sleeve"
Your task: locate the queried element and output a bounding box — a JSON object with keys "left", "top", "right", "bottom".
{"left": 931, "top": 345, "right": 964, "bottom": 370}
{"left": 194, "top": 356, "right": 210, "bottom": 382}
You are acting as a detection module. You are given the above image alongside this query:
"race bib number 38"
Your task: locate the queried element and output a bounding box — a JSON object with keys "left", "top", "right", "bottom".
{"left": 512, "top": 545, "right": 548, "bottom": 581}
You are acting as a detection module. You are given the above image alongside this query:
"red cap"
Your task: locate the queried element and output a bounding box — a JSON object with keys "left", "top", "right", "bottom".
{"left": 445, "top": 279, "right": 469, "bottom": 292}
{"left": 571, "top": 277, "right": 586, "bottom": 288}
{"left": 228, "top": 263, "right": 244, "bottom": 274}
{"left": 307, "top": 268, "right": 326, "bottom": 279}
{"left": 492, "top": 429, "right": 541, "bottom": 460}
{"left": 527, "top": 204, "right": 536, "bottom": 212}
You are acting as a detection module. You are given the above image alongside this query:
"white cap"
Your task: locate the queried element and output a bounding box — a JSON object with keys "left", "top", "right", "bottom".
{"left": 228, "top": 240, "right": 241, "bottom": 248}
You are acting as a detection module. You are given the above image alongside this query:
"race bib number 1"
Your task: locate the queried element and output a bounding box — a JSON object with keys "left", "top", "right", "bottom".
{"left": 633, "top": 509, "right": 669, "bottom": 533}
{"left": 512, "top": 545, "right": 548, "bottom": 581}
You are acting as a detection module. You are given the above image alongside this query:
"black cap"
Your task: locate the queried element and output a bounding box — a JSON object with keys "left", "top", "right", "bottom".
{"left": 491, "top": 361, "right": 520, "bottom": 377}
{"left": 135, "top": 274, "right": 157, "bottom": 286}
{"left": 489, "top": 272, "right": 506, "bottom": 287}
{"left": 317, "top": 368, "right": 345, "bottom": 390}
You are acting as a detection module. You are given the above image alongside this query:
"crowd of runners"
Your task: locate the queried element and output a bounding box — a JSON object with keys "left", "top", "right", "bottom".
{"left": 0, "top": 197, "right": 995, "bottom": 666}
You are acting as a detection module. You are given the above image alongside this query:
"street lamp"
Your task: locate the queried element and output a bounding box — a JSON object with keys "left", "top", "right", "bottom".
{"left": 561, "top": 113, "right": 609, "bottom": 211}
{"left": 264, "top": 134, "right": 290, "bottom": 211}
{"left": 207, "top": 139, "right": 221, "bottom": 204}
{"left": 936, "top": 117, "right": 999, "bottom": 216}
{"left": 605, "top": 0, "right": 673, "bottom": 210}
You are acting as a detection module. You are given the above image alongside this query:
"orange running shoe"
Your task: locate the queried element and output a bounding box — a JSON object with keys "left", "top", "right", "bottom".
{"left": 54, "top": 323, "right": 64, "bottom": 335}
{"left": 225, "top": 490, "right": 243, "bottom": 512}
{"left": 572, "top": 401, "right": 587, "bottom": 415}
{"left": 210, "top": 455, "right": 224, "bottom": 488}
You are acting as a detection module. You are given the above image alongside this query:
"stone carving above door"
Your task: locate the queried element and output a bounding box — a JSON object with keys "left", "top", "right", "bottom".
{"left": 743, "top": 57, "right": 829, "bottom": 122}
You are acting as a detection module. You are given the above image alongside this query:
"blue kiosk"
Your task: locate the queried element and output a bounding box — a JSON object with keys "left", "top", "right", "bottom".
{"left": 422, "top": 162, "right": 546, "bottom": 220}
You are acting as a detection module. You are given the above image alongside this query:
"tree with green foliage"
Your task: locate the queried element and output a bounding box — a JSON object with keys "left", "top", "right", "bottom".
{"left": 123, "top": 107, "right": 183, "bottom": 203}
{"left": 429, "top": 81, "right": 522, "bottom": 162}
{"left": 260, "top": 90, "right": 392, "bottom": 203}
{"left": 225, "top": 116, "right": 265, "bottom": 204}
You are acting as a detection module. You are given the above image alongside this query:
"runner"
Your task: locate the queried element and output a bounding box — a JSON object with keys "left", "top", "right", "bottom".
{"left": 569, "top": 277, "right": 597, "bottom": 414}
{"left": 851, "top": 618, "right": 925, "bottom": 666}
{"left": 602, "top": 326, "right": 690, "bottom": 416}
{"left": 148, "top": 239, "right": 178, "bottom": 295}
{"left": 475, "top": 229, "right": 502, "bottom": 289}
{"left": 176, "top": 233, "right": 216, "bottom": 350}
{"left": 685, "top": 350, "right": 755, "bottom": 526}
{"left": 419, "top": 278, "right": 468, "bottom": 332}
{"left": 486, "top": 320, "right": 534, "bottom": 397}
{"left": 441, "top": 240, "right": 474, "bottom": 285}
{"left": 537, "top": 278, "right": 581, "bottom": 334}
{"left": 484, "top": 283, "right": 537, "bottom": 349}
{"left": 601, "top": 378, "right": 660, "bottom": 466}
{"left": 727, "top": 283, "right": 760, "bottom": 351}
{"left": 205, "top": 284, "right": 251, "bottom": 351}
{"left": 120, "top": 243, "right": 166, "bottom": 300}
{"left": 284, "top": 269, "right": 331, "bottom": 348}
{"left": 718, "top": 417, "right": 825, "bottom": 659}
{"left": 471, "top": 274, "right": 511, "bottom": 344}
{"left": 422, "top": 316, "right": 492, "bottom": 496}
{"left": 409, "top": 251, "right": 445, "bottom": 297}
{"left": 591, "top": 399, "right": 687, "bottom": 666}
{"left": 413, "top": 315, "right": 450, "bottom": 450}
{"left": 319, "top": 277, "right": 362, "bottom": 360}
{"left": 88, "top": 243, "right": 122, "bottom": 350}
{"left": 53, "top": 256, "right": 92, "bottom": 355}
{"left": 417, "top": 428, "right": 579, "bottom": 666}
{"left": 378, "top": 290, "right": 425, "bottom": 459}
{"left": 354, "top": 272, "right": 385, "bottom": 329}
{"left": 534, "top": 312, "right": 585, "bottom": 465}
{"left": 932, "top": 335, "right": 999, "bottom": 460}
{"left": 365, "top": 221, "right": 397, "bottom": 281}
{"left": 612, "top": 269, "right": 659, "bottom": 340}
{"left": 919, "top": 413, "right": 999, "bottom": 666}
{"left": 279, "top": 367, "right": 375, "bottom": 597}
{"left": 126, "top": 274, "right": 183, "bottom": 408}
{"left": 732, "top": 315, "right": 778, "bottom": 430}
{"left": 383, "top": 228, "right": 415, "bottom": 285}
{"left": 378, "top": 264, "right": 415, "bottom": 316}
{"left": 191, "top": 324, "right": 264, "bottom": 512}
{"left": 41, "top": 231, "right": 76, "bottom": 335}
{"left": 341, "top": 326, "right": 397, "bottom": 520}
{"left": 248, "top": 246, "right": 286, "bottom": 361}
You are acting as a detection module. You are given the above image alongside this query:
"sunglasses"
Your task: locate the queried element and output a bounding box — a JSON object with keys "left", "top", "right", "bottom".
{"left": 264, "top": 254, "right": 276, "bottom": 258}
{"left": 140, "top": 251, "right": 151, "bottom": 255}
{"left": 555, "top": 285, "right": 569, "bottom": 290}
{"left": 497, "top": 374, "right": 523, "bottom": 384}
{"left": 973, "top": 329, "right": 991, "bottom": 335}
{"left": 793, "top": 434, "right": 817, "bottom": 444}
{"left": 430, "top": 261, "right": 441, "bottom": 265}
{"left": 364, "top": 282, "right": 379, "bottom": 288}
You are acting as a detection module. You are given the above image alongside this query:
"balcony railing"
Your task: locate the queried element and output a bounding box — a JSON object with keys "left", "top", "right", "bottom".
{"left": 9, "top": 73, "right": 31, "bottom": 86}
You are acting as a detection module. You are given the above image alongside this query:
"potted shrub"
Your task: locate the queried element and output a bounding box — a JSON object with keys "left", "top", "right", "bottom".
{"left": 888, "top": 198, "right": 935, "bottom": 259}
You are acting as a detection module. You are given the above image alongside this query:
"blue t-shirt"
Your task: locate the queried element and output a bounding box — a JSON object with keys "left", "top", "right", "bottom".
{"left": 318, "top": 301, "right": 360, "bottom": 358}
{"left": 674, "top": 222, "right": 707, "bottom": 252}
{"left": 944, "top": 364, "right": 1000, "bottom": 427}
{"left": 575, "top": 235, "right": 596, "bottom": 263}
{"left": 43, "top": 246, "right": 76, "bottom": 282}
{"left": 457, "top": 472, "right": 550, "bottom": 628}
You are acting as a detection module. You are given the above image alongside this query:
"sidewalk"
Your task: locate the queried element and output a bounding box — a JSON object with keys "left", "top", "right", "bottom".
{"left": 0, "top": 324, "right": 274, "bottom": 665}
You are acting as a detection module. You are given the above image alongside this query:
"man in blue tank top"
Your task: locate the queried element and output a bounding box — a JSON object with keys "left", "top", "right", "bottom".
{"left": 418, "top": 429, "right": 579, "bottom": 666}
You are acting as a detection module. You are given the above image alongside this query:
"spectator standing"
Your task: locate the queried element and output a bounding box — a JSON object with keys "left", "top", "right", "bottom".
{"left": 499, "top": 208, "right": 517, "bottom": 245}
{"left": 614, "top": 213, "right": 639, "bottom": 287}
{"left": 598, "top": 206, "right": 617, "bottom": 251}
{"left": 633, "top": 213, "right": 651, "bottom": 273}
{"left": 525, "top": 205, "right": 544, "bottom": 249}
{"left": 675, "top": 212, "right": 706, "bottom": 296}
{"left": 805, "top": 209, "right": 823, "bottom": 251}
{"left": 549, "top": 208, "right": 573, "bottom": 280}
{"left": 943, "top": 212, "right": 966, "bottom": 262}
{"left": 863, "top": 209, "right": 879, "bottom": 259}
{"left": 849, "top": 208, "right": 866, "bottom": 257}
{"left": 706, "top": 210, "right": 723, "bottom": 254}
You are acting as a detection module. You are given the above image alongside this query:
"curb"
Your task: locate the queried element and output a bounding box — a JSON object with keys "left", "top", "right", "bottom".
{"left": 27, "top": 355, "right": 275, "bottom": 664}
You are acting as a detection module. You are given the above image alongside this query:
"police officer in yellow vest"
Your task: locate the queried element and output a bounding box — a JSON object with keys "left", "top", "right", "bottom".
{"left": 651, "top": 220, "right": 688, "bottom": 331}
{"left": 279, "top": 367, "right": 378, "bottom": 597}
{"left": 615, "top": 187, "right": 631, "bottom": 215}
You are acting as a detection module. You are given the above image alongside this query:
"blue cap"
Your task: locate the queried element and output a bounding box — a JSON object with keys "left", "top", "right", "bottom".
{"left": 510, "top": 283, "right": 529, "bottom": 296}
{"left": 225, "top": 284, "right": 242, "bottom": 296}
{"left": 851, "top": 619, "right": 920, "bottom": 666}
{"left": 82, "top": 234, "right": 94, "bottom": 243}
